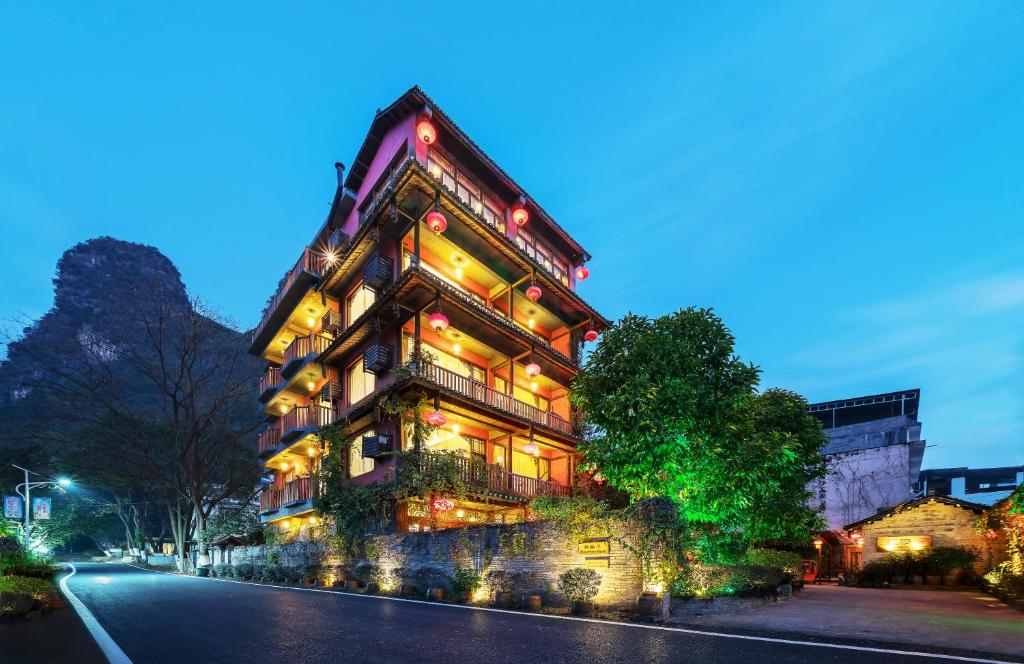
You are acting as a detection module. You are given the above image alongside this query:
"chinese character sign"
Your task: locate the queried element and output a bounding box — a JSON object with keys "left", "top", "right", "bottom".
{"left": 32, "top": 497, "right": 52, "bottom": 520}
{"left": 3, "top": 496, "right": 22, "bottom": 519}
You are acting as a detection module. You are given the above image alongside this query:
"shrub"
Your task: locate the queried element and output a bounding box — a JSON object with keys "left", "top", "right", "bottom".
{"left": 354, "top": 562, "right": 381, "bottom": 586}
{"left": 452, "top": 566, "right": 481, "bottom": 596}
{"left": 413, "top": 566, "right": 450, "bottom": 592}
{"left": 558, "top": 568, "right": 601, "bottom": 603}
{"left": 280, "top": 566, "right": 302, "bottom": 583}
{"left": 0, "top": 576, "right": 59, "bottom": 618}
{"left": 235, "top": 563, "right": 254, "bottom": 579}
{"left": 744, "top": 548, "right": 802, "bottom": 576}
{"left": 926, "top": 547, "right": 976, "bottom": 575}
{"left": 213, "top": 564, "right": 231, "bottom": 578}
{"left": 484, "top": 569, "right": 516, "bottom": 594}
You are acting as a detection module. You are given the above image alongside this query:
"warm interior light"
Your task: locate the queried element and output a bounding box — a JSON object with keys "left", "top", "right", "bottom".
{"left": 454, "top": 267, "right": 463, "bottom": 279}
{"left": 452, "top": 342, "right": 461, "bottom": 355}
{"left": 456, "top": 509, "right": 465, "bottom": 519}
{"left": 530, "top": 381, "right": 537, "bottom": 392}
{"left": 281, "top": 462, "right": 289, "bottom": 470}
{"left": 324, "top": 249, "right": 337, "bottom": 265}
{"left": 307, "top": 317, "right": 315, "bottom": 328}
{"left": 307, "top": 448, "right": 316, "bottom": 457}
{"left": 279, "top": 403, "right": 288, "bottom": 413}
{"left": 307, "top": 381, "right": 316, "bottom": 391}
{"left": 528, "top": 318, "right": 535, "bottom": 329}
{"left": 282, "top": 520, "right": 291, "bottom": 530}
{"left": 429, "top": 164, "right": 442, "bottom": 178}
{"left": 452, "top": 423, "right": 460, "bottom": 434}
{"left": 308, "top": 517, "right": 318, "bottom": 525}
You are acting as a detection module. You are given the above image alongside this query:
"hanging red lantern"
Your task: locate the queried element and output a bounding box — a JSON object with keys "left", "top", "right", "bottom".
{"left": 584, "top": 329, "right": 599, "bottom": 343}
{"left": 428, "top": 311, "right": 449, "bottom": 333}
{"left": 523, "top": 440, "right": 539, "bottom": 457}
{"left": 416, "top": 110, "right": 436, "bottom": 145}
{"left": 511, "top": 204, "right": 529, "bottom": 227}
{"left": 426, "top": 410, "right": 447, "bottom": 427}
{"left": 575, "top": 265, "right": 590, "bottom": 281}
{"left": 525, "top": 283, "right": 542, "bottom": 302}
{"left": 426, "top": 210, "right": 447, "bottom": 234}
{"left": 524, "top": 361, "right": 541, "bottom": 378}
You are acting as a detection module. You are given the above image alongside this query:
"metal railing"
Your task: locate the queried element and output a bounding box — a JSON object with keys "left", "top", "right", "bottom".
{"left": 420, "top": 452, "right": 568, "bottom": 498}
{"left": 257, "top": 427, "right": 281, "bottom": 455}
{"left": 418, "top": 362, "right": 573, "bottom": 436}
{"left": 251, "top": 247, "right": 326, "bottom": 344}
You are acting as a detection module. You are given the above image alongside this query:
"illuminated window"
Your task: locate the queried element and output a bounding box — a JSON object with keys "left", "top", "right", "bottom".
{"left": 346, "top": 283, "right": 376, "bottom": 327}
{"left": 347, "top": 362, "right": 375, "bottom": 406}
{"left": 348, "top": 436, "right": 375, "bottom": 477}
{"left": 514, "top": 229, "right": 569, "bottom": 286}
{"left": 426, "top": 150, "right": 505, "bottom": 234}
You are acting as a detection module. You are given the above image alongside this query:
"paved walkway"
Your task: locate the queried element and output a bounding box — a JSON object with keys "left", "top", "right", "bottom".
{"left": 677, "top": 584, "right": 1024, "bottom": 658}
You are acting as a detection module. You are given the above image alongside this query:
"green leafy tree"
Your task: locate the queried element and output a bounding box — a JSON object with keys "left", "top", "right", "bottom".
{"left": 571, "top": 308, "right": 826, "bottom": 557}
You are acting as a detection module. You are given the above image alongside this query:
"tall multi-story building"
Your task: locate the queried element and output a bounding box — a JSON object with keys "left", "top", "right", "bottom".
{"left": 250, "top": 87, "right": 609, "bottom": 533}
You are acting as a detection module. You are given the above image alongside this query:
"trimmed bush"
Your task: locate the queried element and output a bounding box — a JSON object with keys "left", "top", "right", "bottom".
{"left": 558, "top": 568, "right": 602, "bottom": 603}
{"left": 452, "top": 566, "right": 481, "bottom": 597}
{"left": 744, "top": 548, "right": 802, "bottom": 576}
{"left": 354, "top": 562, "right": 381, "bottom": 586}
{"left": 213, "top": 564, "right": 232, "bottom": 578}
{"left": 484, "top": 569, "right": 516, "bottom": 594}
{"left": 0, "top": 576, "right": 59, "bottom": 619}
{"left": 413, "top": 566, "right": 450, "bottom": 592}
{"left": 235, "top": 563, "right": 254, "bottom": 579}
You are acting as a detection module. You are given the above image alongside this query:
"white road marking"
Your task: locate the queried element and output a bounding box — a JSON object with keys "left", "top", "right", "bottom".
{"left": 125, "top": 563, "right": 1016, "bottom": 664}
{"left": 59, "top": 563, "right": 134, "bottom": 664}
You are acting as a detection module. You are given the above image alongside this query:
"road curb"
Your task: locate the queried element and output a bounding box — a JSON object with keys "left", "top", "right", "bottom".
{"left": 59, "top": 563, "right": 134, "bottom": 664}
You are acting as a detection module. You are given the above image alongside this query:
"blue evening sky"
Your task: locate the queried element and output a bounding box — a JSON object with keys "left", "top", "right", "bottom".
{"left": 1, "top": 2, "right": 1022, "bottom": 469}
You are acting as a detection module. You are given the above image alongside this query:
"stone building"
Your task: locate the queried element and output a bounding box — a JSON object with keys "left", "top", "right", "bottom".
{"left": 844, "top": 496, "right": 997, "bottom": 574}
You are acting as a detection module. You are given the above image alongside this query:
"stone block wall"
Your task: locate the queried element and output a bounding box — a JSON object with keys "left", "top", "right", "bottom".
{"left": 858, "top": 500, "right": 995, "bottom": 573}
{"left": 215, "top": 521, "right": 645, "bottom": 608}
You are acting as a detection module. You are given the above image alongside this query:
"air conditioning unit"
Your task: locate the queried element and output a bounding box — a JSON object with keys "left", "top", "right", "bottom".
{"left": 363, "top": 343, "right": 394, "bottom": 375}
{"left": 320, "top": 380, "right": 341, "bottom": 403}
{"left": 321, "top": 310, "right": 342, "bottom": 336}
{"left": 362, "top": 253, "right": 394, "bottom": 290}
{"left": 361, "top": 433, "right": 392, "bottom": 459}
{"left": 328, "top": 228, "right": 350, "bottom": 250}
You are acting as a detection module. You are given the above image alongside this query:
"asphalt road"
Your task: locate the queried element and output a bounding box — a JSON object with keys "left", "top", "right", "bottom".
{"left": 60, "top": 563, "right": 1011, "bottom": 664}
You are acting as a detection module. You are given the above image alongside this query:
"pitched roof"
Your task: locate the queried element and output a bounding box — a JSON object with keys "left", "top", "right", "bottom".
{"left": 843, "top": 495, "right": 989, "bottom": 531}
{"left": 343, "top": 86, "right": 591, "bottom": 261}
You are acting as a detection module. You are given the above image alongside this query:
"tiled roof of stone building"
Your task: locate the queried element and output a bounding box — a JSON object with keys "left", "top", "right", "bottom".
{"left": 843, "top": 495, "right": 989, "bottom": 531}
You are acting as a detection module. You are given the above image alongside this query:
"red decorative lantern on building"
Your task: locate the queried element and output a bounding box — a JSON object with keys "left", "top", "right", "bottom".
{"left": 525, "top": 283, "right": 542, "bottom": 302}
{"left": 426, "top": 209, "right": 447, "bottom": 234}
{"left": 426, "top": 409, "right": 447, "bottom": 427}
{"left": 523, "top": 440, "right": 539, "bottom": 457}
{"left": 416, "top": 109, "right": 436, "bottom": 145}
{"left": 584, "top": 328, "right": 599, "bottom": 343}
{"left": 428, "top": 310, "right": 449, "bottom": 334}
{"left": 511, "top": 204, "right": 529, "bottom": 227}
{"left": 524, "top": 361, "right": 541, "bottom": 378}
{"left": 575, "top": 265, "right": 590, "bottom": 281}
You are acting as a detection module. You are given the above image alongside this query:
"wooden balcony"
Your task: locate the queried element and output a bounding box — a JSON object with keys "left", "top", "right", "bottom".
{"left": 258, "top": 366, "right": 282, "bottom": 402}
{"left": 282, "top": 333, "right": 331, "bottom": 376}
{"left": 282, "top": 477, "right": 314, "bottom": 506}
{"left": 420, "top": 452, "right": 569, "bottom": 500}
{"left": 280, "top": 404, "right": 333, "bottom": 444}
{"left": 259, "top": 488, "right": 281, "bottom": 513}
{"left": 419, "top": 362, "right": 573, "bottom": 437}
{"left": 257, "top": 426, "right": 282, "bottom": 457}
{"left": 249, "top": 247, "right": 326, "bottom": 355}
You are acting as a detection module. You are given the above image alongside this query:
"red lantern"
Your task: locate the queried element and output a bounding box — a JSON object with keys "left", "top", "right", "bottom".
{"left": 575, "top": 265, "right": 589, "bottom": 281}
{"left": 511, "top": 204, "right": 529, "bottom": 227}
{"left": 524, "top": 361, "right": 541, "bottom": 378}
{"left": 584, "top": 329, "right": 598, "bottom": 343}
{"left": 426, "top": 410, "right": 447, "bottom": 427}
{"left": 813, "top": 537, "right": 824, "bottom": 550}
{"left": 523, "top": 440, "right": 539, "bottom": 457}
{"left": 525, "top": 284, "right": 542, "bottom": 302}
{"left": 416, "top": 114, "right": 436, "bottom": 145}
{"left": 426, "top": 210, "right": 447, "bottom": 234}
{"left": 428, "top": 311, "right": 449, "bottom": 333}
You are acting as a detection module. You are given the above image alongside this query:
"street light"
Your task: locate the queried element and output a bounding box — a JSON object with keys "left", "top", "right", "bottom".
{"left": 11, "top": 465, "right": 73, "bottom": 553}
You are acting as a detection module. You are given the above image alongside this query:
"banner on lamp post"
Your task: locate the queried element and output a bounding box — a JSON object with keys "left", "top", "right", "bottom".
{"left": 32, "top": 497, "right": 52, "bottom": 520}
{"left": 3, "top": 496, "right": 22, "bottom": 519}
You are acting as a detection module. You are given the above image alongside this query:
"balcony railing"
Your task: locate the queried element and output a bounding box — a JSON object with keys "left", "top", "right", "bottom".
{"left": 260, "top": 489, "right": 281, "bottom": 512}
{"left": 283, "top": 333, "right": 331, "bottom": 366}
{"left": 258, "top": 366, "right": 282, "bottom": 397}
{"left": 251, "top": 247, "right": 326, "bottom": 344}
{"left": 281, "top": 404, "right": 333, "bottom": 437}
{"left": 282, "top": 477, "right": 314, "bottom": 505}
{"left": 420, "top": 452, "right": 569, "bottom": 499}
{"left": 418, "top": 362, "right": 573, "bottom": 437}
{"left": 257, "top": 427, "right": 282, "bottom": 455}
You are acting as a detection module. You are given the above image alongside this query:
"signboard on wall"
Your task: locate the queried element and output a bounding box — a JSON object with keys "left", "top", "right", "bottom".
{"left": 32, "top": 497, "right": 52, "bottom": 520}
{"left": 876, "top": 535, "right": 931, "bottom": 552}
{"left": 583, "top": 557, "right": 610, "bottom": 569}
{"left": 578, "top": 540, "right": 610, "bottom": 555}
{"left": 3, "top": 496, "right": 22, "bottom": 519}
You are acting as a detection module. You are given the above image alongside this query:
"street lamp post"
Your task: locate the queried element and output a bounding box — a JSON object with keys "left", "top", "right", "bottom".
{"left": 11, "top": 465, "right": 71, "bottom": 553}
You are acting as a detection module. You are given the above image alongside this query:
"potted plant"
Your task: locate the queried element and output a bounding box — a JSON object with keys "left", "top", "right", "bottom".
{"left": 485, "top": 570, "right": 516, "bottom": 608}
{"left": 558, "top": 567, "right": 602, "bottom": 615}
{"left": 452, "top": 566, "right": 482, "bottom": 603}
{"left": 354, "top": 562, "right": 380, "bottom": 593}
{"left": 196, "top": 565, "right": 211, "bottom": 577}
{"left": 414, "top": 566, "right": 450, "bottom": 601}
